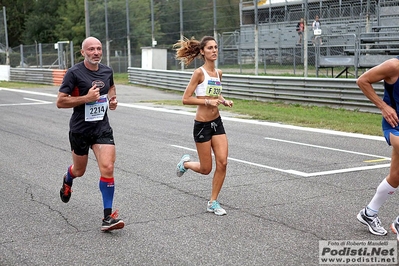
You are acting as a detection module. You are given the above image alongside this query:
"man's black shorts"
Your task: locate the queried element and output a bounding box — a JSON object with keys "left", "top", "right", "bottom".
{"left": 193, "top": 116, "right": 226, "bottom": 143}
{"left": 69, "top": 128, "right": 115, "bottom": 156}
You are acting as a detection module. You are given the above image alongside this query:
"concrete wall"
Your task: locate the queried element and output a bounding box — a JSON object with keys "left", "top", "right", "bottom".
{"left": 0, "top": 65, "right": 10, "bottom": 81}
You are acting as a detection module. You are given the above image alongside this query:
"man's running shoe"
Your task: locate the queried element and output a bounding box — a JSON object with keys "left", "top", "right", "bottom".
{"left": 176, "top": 154, "right": 190, "bottom": 177}
{"left": 60, "top": 172, "right": 72, "bottom": 203}
{"left": 390, "top": 216, "right": 399, "bottom": 241}
{"left": 357, "top": 208, "right": 387, "bottom": 236}
{"left": 101, "top": 210, "right": 125, "bottom": 232}
{"left": 207, "top": 200, "right": 227, "bottom": 216}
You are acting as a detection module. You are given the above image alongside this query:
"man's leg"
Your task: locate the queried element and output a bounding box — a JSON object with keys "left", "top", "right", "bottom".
{"left": 92, "top": 143, "right": 124, "bottom": 231}
{"left": 60, "top": 152, "right": 88, "bottom": 203}
{"left": 357, "top": 134, "right": 399, "bottom": 235}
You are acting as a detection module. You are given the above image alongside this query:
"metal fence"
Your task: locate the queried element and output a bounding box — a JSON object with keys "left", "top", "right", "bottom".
{"left": 127, "top": 67, "right": 383, "bottom": 114}
{"left": 2, "top": 0, "right": 399, "bottom": 75}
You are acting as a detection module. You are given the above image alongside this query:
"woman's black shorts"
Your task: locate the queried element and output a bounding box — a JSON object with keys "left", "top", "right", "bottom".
{"left": 193, "top": 116, "right": 226, "bottom": 143}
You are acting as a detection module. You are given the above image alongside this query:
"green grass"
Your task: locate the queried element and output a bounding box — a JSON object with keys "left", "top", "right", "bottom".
{"left": 113, "top": 73, "right": 130, "bottom": 85}
{"left": 0, "top": 81, "right": 51, "bottom": 88}
{"left": 149, "top": 98, "right": 382, "bottom": 136}
{"left": 1, "top": 73, "right": 383, "bottom": 137}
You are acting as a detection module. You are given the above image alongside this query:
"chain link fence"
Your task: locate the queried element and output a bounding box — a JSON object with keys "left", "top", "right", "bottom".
{"left": 229, "top": 0, "right": 399, "bottom": 77}
{"left": 2, "top": 0, "right": 399, "bottom": 77}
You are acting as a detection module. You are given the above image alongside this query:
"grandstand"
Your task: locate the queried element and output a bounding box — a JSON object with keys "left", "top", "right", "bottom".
{"left": 220, "top": 0, "right": 399, "bottom": 77}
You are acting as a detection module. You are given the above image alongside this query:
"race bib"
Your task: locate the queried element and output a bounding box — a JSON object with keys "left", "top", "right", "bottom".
{"left": 206, "top": 80, "right": 222, "bottom": 97}
{"left": 85, "top": 94, "right": 108, "bottom": 122}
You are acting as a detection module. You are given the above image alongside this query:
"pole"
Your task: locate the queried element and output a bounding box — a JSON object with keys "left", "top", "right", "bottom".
{"left": 3, "top": 7, "right": 9, "bottom": 65}
{"left": 126, "top": 0, "right": 131, "bottom": 68}
{"left": 151, "top": 0, "right": 156, "bottom": 47}
{"left": 85, "top": 0, "right": 90, "bottom": 37}
{"left": 254, "top": 0, "right": 259, "bottom": 75}
{"left": 105, "top": 0, "right": 110, "bottom": 66}
{"left": 180, "top": 0, "right": 184, "bottom": 71}
{"left": 213, "top": 0, "right": 218, "bottom": 68}
{"left": 304, "top": 0, "right": 308, "bottom": 77}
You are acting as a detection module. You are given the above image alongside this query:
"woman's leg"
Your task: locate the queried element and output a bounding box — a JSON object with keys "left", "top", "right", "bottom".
{"left": 209, "top": 134, "right": 228, "bottom": 201}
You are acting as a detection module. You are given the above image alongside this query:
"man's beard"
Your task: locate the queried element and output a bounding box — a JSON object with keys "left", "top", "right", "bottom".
{"left": 85, "top": 56, "right": 102, "bottom": 65}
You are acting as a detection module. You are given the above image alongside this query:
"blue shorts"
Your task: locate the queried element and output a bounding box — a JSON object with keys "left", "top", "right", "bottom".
{"left": 382, "top": 119, "right": 399, "bottom": 145}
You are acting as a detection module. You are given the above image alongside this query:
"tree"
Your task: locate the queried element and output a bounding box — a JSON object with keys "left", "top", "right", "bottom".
{"left": 22, "top": 0, "right": 67, "bottom": 43}
{"left": 55, "top": 0, "right": 86, "bottom": 45}
{"left": 156, "top": 0, "right": 240, "bottom": 48}
{"left": 1, "top": 0, "right": 34, "bottom": 47}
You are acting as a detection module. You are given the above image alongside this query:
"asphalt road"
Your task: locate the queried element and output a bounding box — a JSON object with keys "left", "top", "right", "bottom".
{"left": 0, "top": 84, "right": 397, "bottom": 266}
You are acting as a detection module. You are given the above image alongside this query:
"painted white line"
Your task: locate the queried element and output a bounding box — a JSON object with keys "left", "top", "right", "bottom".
{"left": 119, "top": 103, "right": 196, "bottom": 116}
{"left": 264, "top": 137, "right": 390, "bottom": 160}
{"left": 0, "top": 97, "right": 52, "bottom": 107}
{"left": 24, "top": 97, "right": 52, "bottom": 104}
{"left": 171, "top": 144, "right": 391, "bottom": 177}
{"left": 0, "top": 87, "right": 385, "bottom": 141}
{"left": 2, "top": 87, "right": 389, "bottom": 177}
{"left": 297, "top": 164, "right": 391, "bottom": 177}
{"left": 0, "top": 87, "right": 57, "bottom": 97}
{"left": 172, "top": 144, "right": 295, "bottom": 174}
{"left": 119, "top": 102, "right": 385, "bottom": 141}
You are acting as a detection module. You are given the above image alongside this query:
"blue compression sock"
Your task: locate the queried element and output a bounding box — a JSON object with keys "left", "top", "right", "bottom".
{"left": 65, "top": 165, "right": 75, "bottom": 185}
{"left": 99, "top": 177, "right": 115, "bottom": 210}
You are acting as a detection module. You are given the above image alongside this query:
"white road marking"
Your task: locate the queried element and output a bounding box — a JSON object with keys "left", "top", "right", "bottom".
{"left": 171, "top": 144, "right": 390, "bottom": 177}
{"left": 0, "top": 87, "right": 386, "bottom": 141}
{"left": 2, "top": 87, "right": 390, "bottom": 177}
{"left": 264, "top": 137, "right": 390, "bottom": 160}
{"left": 0, "top": 97, "right": 52, "bottom": 106}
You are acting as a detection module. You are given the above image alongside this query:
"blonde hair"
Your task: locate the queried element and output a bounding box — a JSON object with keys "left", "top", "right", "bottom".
{"left": 173, "top": 36, "right": 216, "bottom": 66}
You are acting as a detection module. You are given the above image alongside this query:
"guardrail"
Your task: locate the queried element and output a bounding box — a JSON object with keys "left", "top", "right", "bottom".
{"left": 128, "top": 67, "right": 383, "bottom": 114}
{"left": 7, "top": 67, "right": 384, "bottom": 114}
{"left": 10, "top": 68, "right": 66, "bottom": 85}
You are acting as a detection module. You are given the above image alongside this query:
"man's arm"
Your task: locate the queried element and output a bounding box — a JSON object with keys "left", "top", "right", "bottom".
{"left": 357, "top": 59, "right": 399, "bottom": 127}
{"left": 108, "top": 85, "right": 118, "bottom": 110}
{"left": 56, "top": 84, "right": 100, "bottom": 109}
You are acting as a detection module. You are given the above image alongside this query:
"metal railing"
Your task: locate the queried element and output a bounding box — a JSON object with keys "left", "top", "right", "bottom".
{"left": 127, "top": 67, "right": 383, "bottom": 114}
{"left": 10, "top": 68, "right": 66, "bottom": 85}
{"left": 7, "top": 67, "right": 384, "bottom": 114}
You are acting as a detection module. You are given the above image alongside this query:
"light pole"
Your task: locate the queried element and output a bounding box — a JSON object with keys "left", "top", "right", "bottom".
{"left": 126, "top": 0, "right": 131, "bottom": 68}
{"left": 180, "top": 0, "right": 184, "bottom": 71}
{"left": 151, "top": 0, "right": 156, "bottom": 47}
{"left": 105, "top": 0, "right": 110, "bottom": 66}
{"left": 254, "top": 0, "right": 259, "bottom": 75}
{"left": 3, "top": 7, "right": 9, "bottom": 65}
{"left": 213, "top": 0, "right": 218, "bottom": 68}
{"left": 85, "top": 0, "right": 90, "bottom": 37}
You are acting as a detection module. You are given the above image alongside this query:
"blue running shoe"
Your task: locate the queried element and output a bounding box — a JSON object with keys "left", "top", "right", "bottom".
{"left": 207, "top": 200, "right": 227, "bottom": 216}
{"left": 176, "top": 154, "right": 190, "bottom": 177}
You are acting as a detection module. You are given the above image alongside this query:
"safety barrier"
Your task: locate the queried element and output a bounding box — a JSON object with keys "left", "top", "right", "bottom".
{"left": 10, "top": 68, "right": 66, "bottom": 86}
{"left": 128, "top": 67, "right": 384, "bottom": 114}
{"left": 8, "top": 67, "right": 384, "bottom": 114}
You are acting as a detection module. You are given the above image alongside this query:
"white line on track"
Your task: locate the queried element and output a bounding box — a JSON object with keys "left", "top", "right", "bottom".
{"left": 118, "top": 102, "right": 385, "bottom": 142}
{"left": 171, "top": 144, "right": 390, "bottom": 177}
{"left": 0, "top": 97, "right": 52, "bottom": 106}
{"left": 264, "top": 137, "right": 390, "bottom": 160}
{"left": 0, "top": 87, "right": 385, "bottom": 141}
{"left": 2, "top": 87, "right": 390, "bottom": 177}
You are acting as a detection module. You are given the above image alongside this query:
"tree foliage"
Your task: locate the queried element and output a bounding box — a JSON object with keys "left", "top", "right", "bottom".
{"left": 1, "top": 0, "right": 240, "bottom": 51}
{"left": 55, "top": 0, "right": 86, "bottom": 45}
{"left": 22, "top": 0, "right": 67, "bottom": 43}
